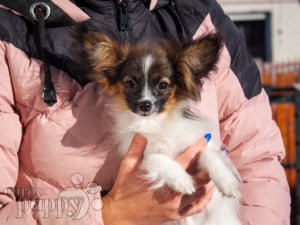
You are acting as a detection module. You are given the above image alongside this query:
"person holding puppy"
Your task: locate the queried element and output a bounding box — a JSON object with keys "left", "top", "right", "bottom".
{"left": 0, "top": 0, "right": 290, "bottom": 225}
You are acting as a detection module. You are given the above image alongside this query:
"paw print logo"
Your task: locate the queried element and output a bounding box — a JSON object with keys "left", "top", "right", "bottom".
{"left": 13, "top": 173, "right": 103, "bottom": 219}
{"left": 57, "top": 173, "right": 102, "bottom": 220}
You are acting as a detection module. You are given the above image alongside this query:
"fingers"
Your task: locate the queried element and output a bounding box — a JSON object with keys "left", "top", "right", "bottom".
{"left": 122, "top": 133, "right": 210, "bottom": 173}
{"left": 176, "top": 135, "right": 210, "bottom": 169}
{"left": 193, "top": 170, "right": 211, "bottom": 189}
{"left": 120, "top": 133, "right": 147, "bottom": 173}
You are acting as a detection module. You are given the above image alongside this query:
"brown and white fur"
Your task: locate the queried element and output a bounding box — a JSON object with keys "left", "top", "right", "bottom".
{"left": 83, "top": 32, "right": 242, "bottom": 225}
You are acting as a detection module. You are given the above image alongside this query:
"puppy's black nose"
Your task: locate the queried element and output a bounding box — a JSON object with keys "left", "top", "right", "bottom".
{"left": 139, "top": 101, "right": 152, "bottom": 112}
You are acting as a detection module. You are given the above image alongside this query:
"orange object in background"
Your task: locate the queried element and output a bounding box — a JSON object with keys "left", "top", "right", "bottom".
{"left": 261, "top": 61, "right": 300, "bottom": 88}
{"left": 263, "top": 60, "right": 300, "bottom": 191}
{"left": 261, "top": 63, "right": 273, "bottom": 86}
{"left": 271, "top": 102, "right": 297, "bottom": 190}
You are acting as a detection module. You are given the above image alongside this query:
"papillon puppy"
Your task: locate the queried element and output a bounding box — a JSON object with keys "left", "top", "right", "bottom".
{"left": 83, "top": 32, "right": 242, "bottom": 225}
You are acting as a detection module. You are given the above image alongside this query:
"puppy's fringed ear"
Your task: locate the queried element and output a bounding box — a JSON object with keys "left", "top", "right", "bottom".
{"left": 83, "top": 32, "right": 128, "bottom": 89}
{"left": 174, "top": 33, "right": 223, "bottom": 99}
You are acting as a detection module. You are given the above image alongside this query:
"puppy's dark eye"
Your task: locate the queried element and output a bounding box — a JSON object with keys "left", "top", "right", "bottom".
{"left": 158, "top": 81, "right": 169, "bottom": 91}
{"left": 125, "top": 80, "right": 136, "bottom": 90}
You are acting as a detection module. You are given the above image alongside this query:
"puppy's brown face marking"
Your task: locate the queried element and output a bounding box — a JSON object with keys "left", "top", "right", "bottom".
{"left": 84, "top": 33, "right": 223, "bottom": 116}
{"left": 116, "top": 45, "right": 176, "bottom": 116}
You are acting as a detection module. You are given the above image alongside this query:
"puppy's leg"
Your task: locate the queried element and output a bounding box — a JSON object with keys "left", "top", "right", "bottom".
{"left": 140, "top": 153, "right": 195, "bottom": 194}
{"left": 198, "top": 145, "right": 241, "bottom": 198}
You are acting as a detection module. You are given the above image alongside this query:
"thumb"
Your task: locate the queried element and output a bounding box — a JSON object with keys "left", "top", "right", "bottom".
{"left": 120, "top": 133, "right": 148, "bottom": 173}
{"left": 176, "top": 134, "right": 210, "bottom": 169}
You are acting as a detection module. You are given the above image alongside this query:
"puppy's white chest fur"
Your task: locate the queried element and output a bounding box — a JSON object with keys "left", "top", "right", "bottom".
{"left": 114, "top": 106, "right": 212, "bottom": 158}
{"left": 111, "top": 105, "right": 242, "bottom": 225}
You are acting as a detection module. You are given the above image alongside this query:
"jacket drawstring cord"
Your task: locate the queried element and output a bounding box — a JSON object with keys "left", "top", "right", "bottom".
{"left": 31, "top": 2, "right": 57, "bottom": 106}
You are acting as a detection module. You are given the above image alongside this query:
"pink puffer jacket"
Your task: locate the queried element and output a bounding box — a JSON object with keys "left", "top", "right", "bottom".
{"left": 0, "top": 0, "right": 290, "bottom": 224}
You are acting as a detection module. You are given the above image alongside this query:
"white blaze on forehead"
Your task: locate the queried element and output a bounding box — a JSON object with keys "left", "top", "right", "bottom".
{"left": 143, "top": 54, "right": 154, "bottom": 77}
{"left": 140, "top": 54, "right": 155, "bottom": 101}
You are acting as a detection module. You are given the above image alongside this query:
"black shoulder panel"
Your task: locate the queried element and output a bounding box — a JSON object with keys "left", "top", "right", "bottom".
{"left": 0, "top": 9, "right": 37, "bottom": 56}
{"left": 207, "top": 0, "right": 262, "bottom": 99}
{"left": 0, "top": 8, "right": 88, "bottom": 84}
{"left": 171, "top": 0, "right": 262, "bottom": 99}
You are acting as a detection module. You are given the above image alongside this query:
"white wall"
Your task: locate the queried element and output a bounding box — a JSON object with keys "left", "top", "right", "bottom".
{"left": 218, "top": 0, "right": 300, "bottom": 63}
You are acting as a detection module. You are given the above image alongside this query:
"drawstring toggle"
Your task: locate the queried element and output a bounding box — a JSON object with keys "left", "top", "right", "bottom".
{"left": 31, "top": 2, "right": 57, "bottom": 106}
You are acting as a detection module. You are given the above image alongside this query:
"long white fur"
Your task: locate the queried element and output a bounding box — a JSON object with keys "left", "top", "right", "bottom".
{"left": 107, "top": 54, "right": 242, "bottom": 225}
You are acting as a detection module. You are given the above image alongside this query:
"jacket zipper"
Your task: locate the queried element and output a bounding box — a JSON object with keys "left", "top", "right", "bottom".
{"left": 115, "top": 0, "right": 131, "bottom": 42}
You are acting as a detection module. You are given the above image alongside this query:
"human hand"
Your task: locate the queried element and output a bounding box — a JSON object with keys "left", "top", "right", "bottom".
{"left": 102, "top": 134, "right": 214, "bottom": 225}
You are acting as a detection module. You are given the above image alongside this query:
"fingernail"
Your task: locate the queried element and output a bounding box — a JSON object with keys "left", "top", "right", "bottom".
{"left": 204, "top": 133, "right": 211, "bottom": 142}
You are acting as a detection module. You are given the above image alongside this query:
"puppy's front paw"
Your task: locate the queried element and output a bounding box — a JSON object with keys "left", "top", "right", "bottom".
{"left": 141, "top": 154, "right": 195, "bottom": 195}
{"left": 166, "top": 169, "right": 195, "bottom": 195}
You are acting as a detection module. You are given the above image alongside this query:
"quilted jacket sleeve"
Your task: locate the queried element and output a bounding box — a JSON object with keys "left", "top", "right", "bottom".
{"left": 0, "top": 41, "right": 105, "bottom": 225}
{"left": 216, "top": 68, "right": 291, "bottom": 225}
{"left": 0, "top": 40, "right": 23, "bottom": 218}
{"left": 207, "top": 4, "right": 291, "bottom": 224}
{"left": 189, "top": 0, "right": 291, "bottom": 222}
